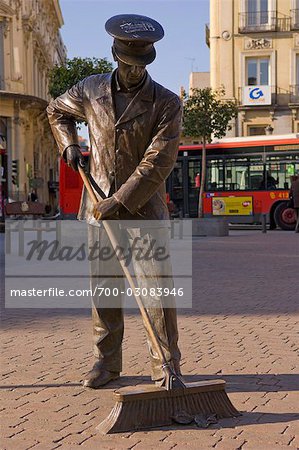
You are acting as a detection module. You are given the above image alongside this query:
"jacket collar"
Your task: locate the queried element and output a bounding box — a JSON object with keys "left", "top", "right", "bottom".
{"left": 95, "top": 69, "right": 154, "bottom": 126}
{"left": 114, "top": 70, "right": 154, "bottom": 125}
{"left": 114, "top": 70, "right": 147, "bottom": 94}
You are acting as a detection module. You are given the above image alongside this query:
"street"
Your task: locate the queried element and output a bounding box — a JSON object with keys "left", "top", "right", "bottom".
{"left": 1, "top": 230, "right": 299, "bottom": 449}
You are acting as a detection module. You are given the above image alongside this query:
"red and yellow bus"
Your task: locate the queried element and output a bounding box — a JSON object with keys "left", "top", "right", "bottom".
{"left": 169, "top": 134, "right": 299, "bottom": 230}
{"left": 59, "top": 134, "right": 299, "bottom": 230}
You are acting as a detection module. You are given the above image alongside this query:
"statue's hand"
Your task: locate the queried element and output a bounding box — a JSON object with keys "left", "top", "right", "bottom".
{"left": 93, "top": 195, "right": 120, "bottom": 220}
{"left": 65, "top": 145, "right": 85, "bottom": 171}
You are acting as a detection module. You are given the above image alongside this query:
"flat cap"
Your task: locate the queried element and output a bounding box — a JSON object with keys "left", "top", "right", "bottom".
{"left": 105, "top": 14, "right": 164, "bottom": 66}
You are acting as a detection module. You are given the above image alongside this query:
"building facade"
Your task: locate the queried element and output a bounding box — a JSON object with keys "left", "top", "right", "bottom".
{"left": 0, "top": 0, "right": 66, "bottom": 217}
{"left": 189, "top": 71, "right": 210, "bottom": 93}
{"left": 208, "top": 0, "right": 299, "bottom": 137}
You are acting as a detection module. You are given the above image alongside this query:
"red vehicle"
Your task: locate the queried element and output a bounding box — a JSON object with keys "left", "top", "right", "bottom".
{"left": 59, "top": 135, "right": 299, "bottom": 229}
{"left": 169, "top": 134, "right": 299, "bottom": 230}
{"left": 59, "top": 152, "right": 88, "bottom": 218}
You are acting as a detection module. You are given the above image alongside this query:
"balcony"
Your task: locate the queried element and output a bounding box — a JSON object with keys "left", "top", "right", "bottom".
{"left": 290, "top": 9, "right": 299, "bottom": 30}
{"left": 289, "top": 85, "right": 299, "bottom": 104}
{"left": 239, "top": 11, "right": 277, "bottom": 33}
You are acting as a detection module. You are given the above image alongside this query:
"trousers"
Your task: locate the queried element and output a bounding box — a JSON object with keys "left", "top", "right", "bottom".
{"left": 87, "top": 223, "right": 181, "bottom": 380}
{"left": 295, "top": 208, "right": 299, "bottom": 232}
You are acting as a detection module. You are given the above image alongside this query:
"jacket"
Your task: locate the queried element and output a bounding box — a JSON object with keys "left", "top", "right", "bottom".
{"left": 47, "top": 70, "right": 182, "bottom": 222}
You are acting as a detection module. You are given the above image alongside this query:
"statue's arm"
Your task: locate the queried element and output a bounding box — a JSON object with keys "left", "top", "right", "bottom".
{"left": 46, "top": 79, "right": 86, "bottom": 157}
{"left": 114, "top": 96, "right": 182, "bottom": 214}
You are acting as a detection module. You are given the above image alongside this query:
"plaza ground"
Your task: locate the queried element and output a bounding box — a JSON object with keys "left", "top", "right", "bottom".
{"left": 1, "top": 230, "right": 298, "bottom": 449}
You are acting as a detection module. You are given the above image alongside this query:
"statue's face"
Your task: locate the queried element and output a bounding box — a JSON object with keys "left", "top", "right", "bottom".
{"left": 117, "top": 60, "right": 146, "bottom": 89}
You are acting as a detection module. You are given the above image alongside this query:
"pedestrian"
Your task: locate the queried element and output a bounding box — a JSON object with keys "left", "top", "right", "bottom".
{"left": 259, "top": 170, "right": 279, "bottom": 190}
{"left": 47, "top": 14, "right": 182, "bottom": 388}
{"left": 28, "top": 190, "right": 38, "bottom": 202}
{"left": 289, "top": 175, "right": 299, "bottom": 233}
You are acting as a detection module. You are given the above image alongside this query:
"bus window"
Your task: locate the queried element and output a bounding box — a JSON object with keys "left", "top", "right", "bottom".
{"left": 266, "top": 160, "right": 299, "bottom": 189}
{"left": 285, "top": 163, "right": 297, "bottom": 189}
{"left": 281, "top": 162, "right": 299, "bottom": 189}
{"left": 187, "top": 160, "right": 201, "bottom": 216}
{"left": 224, "top": 159, "right": 249, "bottom": 190}
{"left": 249, "top": 163, "right": 264, "bottom": 190}
{"left": 188, "top": 160, "right": 200, "bottom": 188}
{"left": 169, "top": 163, "right": 183, "bottom": 215}
{"left": 206, "top": 159, "right": 224, "bottom": 191}
{"left": 172, "top": 165, "right": 182, "bottom": 189}
{"left": 277, "top": 163, "right": 291, "bottom": 189}
{"left": 264, "top": 163, "right": 281, "bottom": 189}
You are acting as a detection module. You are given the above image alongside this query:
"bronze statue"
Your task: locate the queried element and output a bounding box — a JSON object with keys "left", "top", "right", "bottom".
{"left": 47, "top": 14, "right": 182, "bottom": 388}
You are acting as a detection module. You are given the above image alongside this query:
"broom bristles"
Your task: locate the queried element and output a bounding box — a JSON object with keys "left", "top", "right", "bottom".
{"left": 96, "top": 379, "right": 240, "bottom": 434}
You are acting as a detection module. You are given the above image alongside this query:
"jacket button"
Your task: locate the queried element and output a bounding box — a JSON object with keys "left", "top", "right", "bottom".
{"left": 109, "top": 170, "right": 115, "bottom": 177}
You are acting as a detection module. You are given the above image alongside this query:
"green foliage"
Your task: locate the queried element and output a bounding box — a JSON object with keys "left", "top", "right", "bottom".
{"left": 182, "top": 87, "right": 238, "bottom": 141}
{"left": 48, "top": 57, "right": 114, "bottom": 99}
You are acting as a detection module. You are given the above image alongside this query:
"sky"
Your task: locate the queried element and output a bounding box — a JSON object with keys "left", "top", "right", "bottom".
{"left": 59, "top": 0, "right": 210, "bottom": 140}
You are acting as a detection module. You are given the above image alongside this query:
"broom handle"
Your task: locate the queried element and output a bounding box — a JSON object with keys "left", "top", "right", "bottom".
{"left": 78, "top": 167, "right": 169, "bottom": 369}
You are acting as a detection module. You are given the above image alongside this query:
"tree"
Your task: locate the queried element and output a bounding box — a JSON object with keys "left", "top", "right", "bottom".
{"left": 183, "top": 87, "right": 238, "bottom": 217}
{"left": 48, "top": 57, "right": 113, "bottom": 99}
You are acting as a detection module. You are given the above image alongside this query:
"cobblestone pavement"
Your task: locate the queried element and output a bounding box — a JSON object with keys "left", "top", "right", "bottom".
{"left": 1, "top": 230, "right": 299, "bottom": 449}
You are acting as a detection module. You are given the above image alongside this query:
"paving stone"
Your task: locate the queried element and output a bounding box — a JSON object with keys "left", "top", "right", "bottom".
{"left": 212, "top": 437, "right": 248, "bottom": 450}
{"left": 242, "top": 445, "right": 296, "bottom": 450}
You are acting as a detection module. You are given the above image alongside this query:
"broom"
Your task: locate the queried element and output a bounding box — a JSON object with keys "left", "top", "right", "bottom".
{"left": 78, "top": 166, "right": 240, "bottom": 434}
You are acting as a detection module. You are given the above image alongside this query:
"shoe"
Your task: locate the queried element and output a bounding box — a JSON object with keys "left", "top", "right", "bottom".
{"left": 83, "top": 362, "right": 120, "bottom": 388}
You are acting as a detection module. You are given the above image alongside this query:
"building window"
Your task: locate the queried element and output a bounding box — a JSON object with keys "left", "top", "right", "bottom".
{"left": 247, "top": 0, "right": 269, "bottom": 26}
{"left": 246, "top": 57, "right": 270, "bottom": 85}
{"left": 296, "top": 53, "right": 299, "bottom": 99}
{"left": 239, "top": 0, "right": 276, "bottom": 32}
{"left": 248, "top": 125, "right": 267, "bottom": 136}
{"left": 290, "top": 54, "right": 299, "bottom": 102}
{"left": 291, "top": 0, "right": 299, "bottom": 29}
